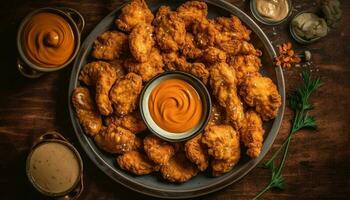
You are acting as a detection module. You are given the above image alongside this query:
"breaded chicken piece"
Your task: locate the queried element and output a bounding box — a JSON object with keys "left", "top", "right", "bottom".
{"left": 211, "top": 144, "right": 240, "bottom": 176}
{"left": 192, "top": 19, "right": 220, "bottom": 48}
{"left": 108, "top": 59, "right": 127, "bottom": 78}
{"left": 116, "top": 151, "right": 157, "bottom": 175}
{"left": 209, "top": 62, "right": 236, "bottom": 95}
{"left": 115, "top": 0, "right": 154, "bottom": 32}
{"left": 79, "top": 61, "right": 112, "bottom": 85}
{"left": 228, "top": 55, "right": 261, "bottom": 84}
{"left": 124, "top": 48, "right": 164, "bottom": 82}
{"left": 162, "top": 52, "right": 209, "bottom": 84}
{"left": 180, "top": 62, "right": 209, "bottom": 84}
{"left": 143, "top": 135, "right": 175, "bottom": 165}
{"left": 202, "top": 125, "right": 239, "bottom": 160}
{"left": 241, "top": 110, "right": 264, "bottom": 158}
{"left": 208, "top": 103, "right": 226, "bottom": 126}
{"left": 110, "top": 73, "right": 143, "bottom": 115}
{"left": 181, "top": 32, "right": 202, "bottom": 59}
{"left": 79, "top": 61, "right": 117, "bottom": 116}
{"left": 162, "top": 51, "right": 181, "bottom": 71}
{"left": 176, "top": 1, "right": 208, "bottom": 28}
{"left": 153, "top": 6, "right": 186, "bottom": 52}
{"left": 129, "top": 23, "right": 154, "bottom": 62}
{"left": 214, "top": 16, "right": 251, "bottom": 41}
{"left": 225, "top": 90, "right": 246, "bottom": 130}
{"left": 94, "top": 124, "right": 142, "bottom": 154}
{"left": 239, "top": 74, "right": 282, "bottom": 121}
{"left": 91, "top": 31, "right": 128, "bottom": 60}
{"left": 200, "top": 47, "right": 227, "bottom": 64}
{"left": 104, "top": 112, "right": 146, "bottom": 134}
{"left": 202, "top": 125, "right": 240, "bottom": 176}
{"left": 217, "top": 39, "right": 262, "bottom": 56}
{"left": 209, "top": 63, "right": 245, "bottom": 130}
{"left": 160, "top": 153, "right": 198, "bottom": 183}
{"left": 72, "top": 87, "right": 102, "bottom": 137}
{"left": 184, "top": 134, "right": 208, "bottom": 171}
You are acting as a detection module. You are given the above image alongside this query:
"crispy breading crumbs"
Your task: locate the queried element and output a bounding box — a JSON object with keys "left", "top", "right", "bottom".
{"left": 275, "top": 42, "right": 301, "bottom": 69}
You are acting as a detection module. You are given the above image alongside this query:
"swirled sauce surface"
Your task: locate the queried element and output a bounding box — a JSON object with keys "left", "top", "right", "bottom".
{"left": 21, "top": 12, "right": 75, "bottom": 68}
{"left": 149, "top": 79, "right": 203, "bottom": 133}
{"left": 256, "top": 0, "right": 289, "bottom": 22}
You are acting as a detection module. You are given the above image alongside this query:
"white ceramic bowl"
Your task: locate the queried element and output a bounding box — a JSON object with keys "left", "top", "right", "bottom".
{"left": 139, "top": 71, "right": 212, "bottom": 142}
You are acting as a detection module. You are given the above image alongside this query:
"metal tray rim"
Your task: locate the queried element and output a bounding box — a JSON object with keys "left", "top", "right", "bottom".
{"left": 68, "top": 0, "right": 285, "bottom": 198}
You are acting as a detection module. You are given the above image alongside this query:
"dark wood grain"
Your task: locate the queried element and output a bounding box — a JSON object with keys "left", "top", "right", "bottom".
{"left": 0, "top": 0, "right": 349, "bottom": 199}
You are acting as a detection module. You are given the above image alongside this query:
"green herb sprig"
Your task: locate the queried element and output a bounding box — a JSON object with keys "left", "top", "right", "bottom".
{"left": 253, "top": 71, "right": 322, "bottom": 200}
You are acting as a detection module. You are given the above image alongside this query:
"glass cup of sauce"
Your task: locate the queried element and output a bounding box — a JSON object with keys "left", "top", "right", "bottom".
{"left": 17, "top": 7, "right": 85, "bottom": 78}
{"left": 26, "top": 131, "right": 83, "bottom": 199}
{"left": 139, "top": 71, "right": 212, "bottom": 142}
{"left": 250, "top": 0, "right": 292, "bottom": 25}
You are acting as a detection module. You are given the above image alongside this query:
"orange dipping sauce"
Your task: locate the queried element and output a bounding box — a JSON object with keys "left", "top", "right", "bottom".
{"left": 21, "top": 12, "right": 75, "bottom": 68}
{"left": 149, "top": 79, "right": 203, "bottom": 133}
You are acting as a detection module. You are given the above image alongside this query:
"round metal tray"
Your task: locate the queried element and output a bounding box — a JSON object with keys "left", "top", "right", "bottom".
{"left": 68, "top": 0, "right": 285, "bottom": 198}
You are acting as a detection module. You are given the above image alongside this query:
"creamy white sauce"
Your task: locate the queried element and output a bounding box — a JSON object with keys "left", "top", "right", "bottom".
{"left": 256, "top": 0, "right": 290, "bottom": 22}
{"left": 28, "top": 142, "right": 80, "bottom": 194}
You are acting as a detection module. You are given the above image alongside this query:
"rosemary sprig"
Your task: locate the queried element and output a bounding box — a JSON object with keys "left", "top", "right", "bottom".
{"left": 253, "top": 71, "right": 322, "bottom": 200}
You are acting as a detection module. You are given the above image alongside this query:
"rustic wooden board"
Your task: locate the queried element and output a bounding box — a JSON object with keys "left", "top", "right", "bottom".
{"left": 0, "top": 0, "right": 349, "bottom": 199}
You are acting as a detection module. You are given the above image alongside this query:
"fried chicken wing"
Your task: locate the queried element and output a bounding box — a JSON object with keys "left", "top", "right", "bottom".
{"left": 192, "top": 19, "right": 220, "bottom": 49}
{"left": 116, "top": 151, "right": 157, "bottom": 175}
{"left": 162, "top": 51, "right": 181, "bottom": 71}
{"left": 153, "top": 6, "right": 186, "bottom": 52}
{"left": 200, "top": 47, "right": 227, "bottom": 64}
{"left": 202, "top": 125, "right": 239, "bottom": 160}
{"left": 181, "top": 32, "right": 202, "bottom": 59}
{"left": 129, "top": 23, "right": 154, "bottom": 62}
{"left": 209, "top": 62, "right": 236, "bottom": 94}
{"left": 143, "top": 135, "right": 175, "bottom": 165}
{"left": 79, "top": 61, "right": 117, "bottom": 116}
{"left": 228, "top": 55, "right": 261, "bottom": 84}
{"left": 208, "top": 103, "right": 226, "bottom": 126}
{"left": 239, "top": 74, "right": 282, "bottom": 121}
{"left": 105, "top": 112, "right": 146, "bottom": 134}
{"left": 110, "top": 73, "right": 143, "bottom": 115}
{"left": 202, "top": 125, "right": 240, "bottom": 176}
{"left": 241, "top": 110, "right": 264, "bottom": 158}
{"left": 209, "top": 63, "right": 245, "bottom": 130}
{"left": 214, "top": 16, "right": 251, "bottom": 41}
{"left": 108, "top": 59, "right": 127, "bottom": 78}
{"left": 94, "top": 124, "right": 142, "bottom": 154}
{"left": 176, "top": 1, "right": 208, "bottom": 28}
{"left": 225, "top": 90, "right": 246, "bottom": 130}
{"left": 115, "top": 0, "right": 154, "bottom": 32}
{"left": 181, "top": 62, "right": 209, "bottom": 84}
{"left": 124, "top": 48, "right": 164, "bottom": 82}
{"left": 91, "top": 31, "right": 128, "bottom": 61}
{"left": 217, "top": 39, "right": 262, "bottom": 56}
{"left": 72, "top": 87, "right": 102, "bottom": 137}
{"left": 162, "top": 52, "right": 209, "bottom": 84}
{"left": 211, "top": 146, "right": 240, "bottom": 176}
{"left": 160, "top": 153, "right": 198, "bottom": 183}
{"left": 184, "top": 134, "right": 208, "bottom": 171}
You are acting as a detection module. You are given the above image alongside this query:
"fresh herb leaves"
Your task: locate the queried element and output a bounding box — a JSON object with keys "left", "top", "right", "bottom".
{"left": 253, "top": 71, "right": 322, "bottom": 200}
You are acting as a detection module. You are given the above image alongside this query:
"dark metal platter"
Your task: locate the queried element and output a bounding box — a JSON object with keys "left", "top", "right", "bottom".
{"left": 68, "top": 0, "right": 285, "bottom": 198}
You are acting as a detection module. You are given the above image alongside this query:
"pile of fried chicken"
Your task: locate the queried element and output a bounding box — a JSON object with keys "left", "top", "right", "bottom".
{"left": 72, "top": 0, "right": 282, "bottom": 183}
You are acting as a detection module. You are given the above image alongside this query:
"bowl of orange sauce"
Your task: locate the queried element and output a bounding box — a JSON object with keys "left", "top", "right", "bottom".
{"left": 17, "top": 7, "right": 85, "bottom": 78}
{"left": 140, "top": 71, "right": 212, "bottom": 142}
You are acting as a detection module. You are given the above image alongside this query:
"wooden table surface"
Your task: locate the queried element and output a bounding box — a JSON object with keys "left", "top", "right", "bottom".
{"left": 0, "top": 0, "right": 349, "bottom": 199}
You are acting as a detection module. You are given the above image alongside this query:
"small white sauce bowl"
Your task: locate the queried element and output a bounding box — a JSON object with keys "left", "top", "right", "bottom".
{"left": 139, "top": 71, "right": 212, "bottom": 142}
